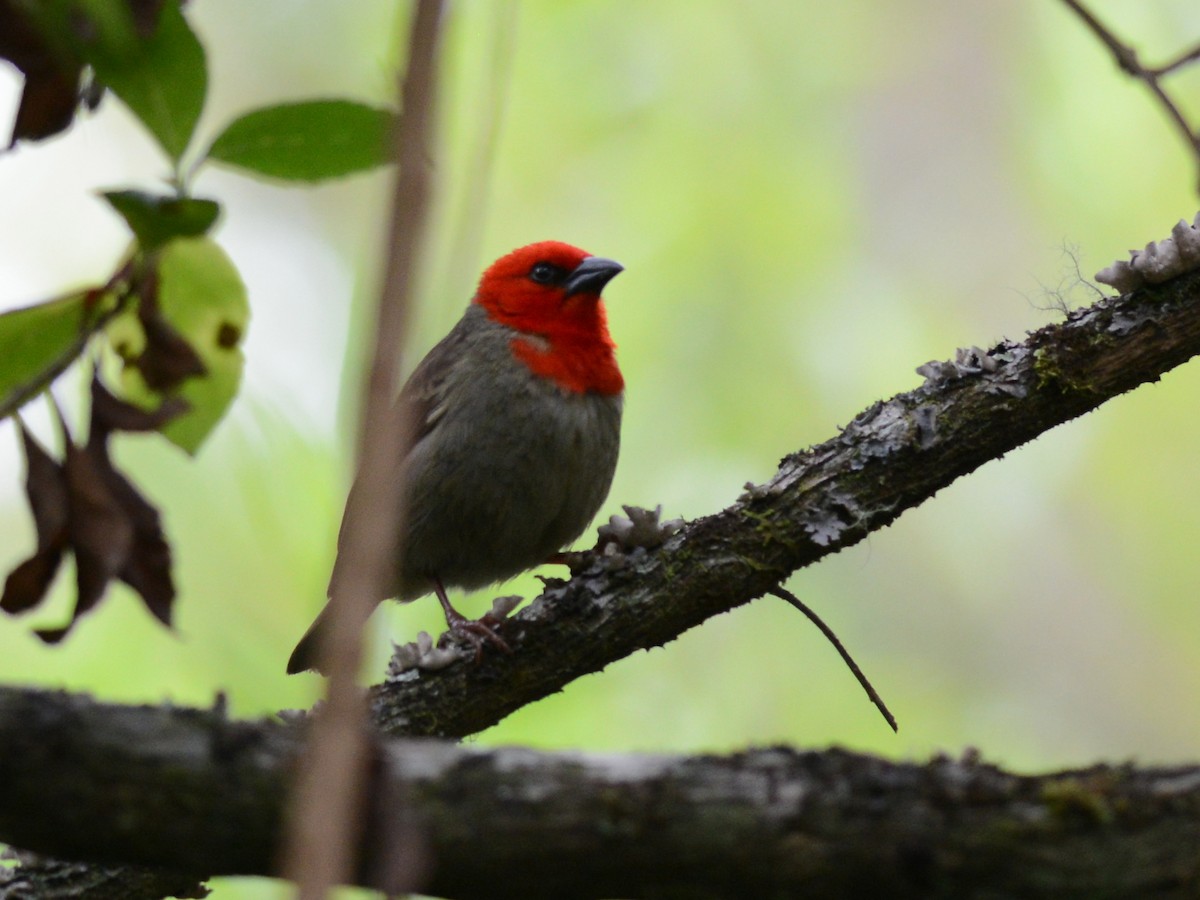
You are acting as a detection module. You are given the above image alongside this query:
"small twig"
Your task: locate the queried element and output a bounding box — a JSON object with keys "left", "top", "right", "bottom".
{"left": 1059, "top": 0, "right": 1138, "bottom": 68}
{"left": 1150, "top": 40, "right": 1200, "bottom": 77}
{"left": 1059, "top": 0, "right": 1200, "bottom": 192}
{"left": 768, "top": 586, "right": 897, "bottom": 733}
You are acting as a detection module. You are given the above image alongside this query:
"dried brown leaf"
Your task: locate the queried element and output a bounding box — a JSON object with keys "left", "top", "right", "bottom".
{"left": 61, "top": 440, "right": 134, "bottom": 633}
{"left": 135, "top": 268, "right": 207, "bottom": 390}
{"left": 4, "top": 382, "right": 179, "bottom": 640}
{"left": 90, "top": 374, "right": 188, "bottom": 436}
{"left": 0, "top": 424, "right": 70, "bottom": 617}
{"left": 0, "top": 2, "right": 87, "bottom": 144}
{"left": 96, "top": 452, "right": 175, "bottom": 626}
{"left": 0, "top": 547, "right": 64, "bottom": 615}
{"left": 16, "top": 423, "right": 69, "bottom": 551}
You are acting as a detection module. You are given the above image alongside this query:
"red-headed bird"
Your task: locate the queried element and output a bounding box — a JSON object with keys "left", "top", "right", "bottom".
{"left": 287, "top": 241, "right": 624, "bottom": 674}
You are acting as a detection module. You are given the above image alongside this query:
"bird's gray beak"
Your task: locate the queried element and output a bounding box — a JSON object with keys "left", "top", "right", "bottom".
{"left": 564, "top": 256, "right": 624, "bottom": 298}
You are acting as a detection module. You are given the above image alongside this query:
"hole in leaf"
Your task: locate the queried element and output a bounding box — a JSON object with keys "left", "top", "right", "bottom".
{"left": 216, "top": 322, "right": 241, "bottom": 349}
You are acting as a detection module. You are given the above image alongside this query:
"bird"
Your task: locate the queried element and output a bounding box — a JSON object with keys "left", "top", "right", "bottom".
{"left": 287, "top": 240, "right": 625, "bottom": 674}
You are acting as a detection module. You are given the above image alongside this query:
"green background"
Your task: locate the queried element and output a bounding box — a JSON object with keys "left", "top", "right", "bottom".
{"left": 2, "top": 2, "right": 1199, "bottom": 896}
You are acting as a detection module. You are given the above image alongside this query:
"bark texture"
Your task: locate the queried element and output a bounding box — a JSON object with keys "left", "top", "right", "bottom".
{"left": 5, "top": 270, "right": 1200, "bottom": 897}
{"left": 0, "top": 857, "right": 207, "bottom": 900}
{"left": 370, "top": 269, "right": 1200, "bottom": 740}
{"left": 2, "top": 687, "right": 1200, "bottom": 899}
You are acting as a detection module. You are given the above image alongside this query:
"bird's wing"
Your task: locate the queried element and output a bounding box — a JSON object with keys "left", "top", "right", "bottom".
{"left": 395, "top": 319, "right": 471, "bottom": 447}
{"left": 326, "top": 315, "right": 474, "bottom": 594}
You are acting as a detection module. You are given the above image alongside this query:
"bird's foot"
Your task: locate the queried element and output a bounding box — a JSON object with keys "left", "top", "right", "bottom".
{"left": 442, "top": 606, "right": 512, "bottom": 663}
{"left": 545, "top": 549, "right": 591, "bottom": 576}
{"left": 433, "top": 577, "right": 515, "bottom": 663}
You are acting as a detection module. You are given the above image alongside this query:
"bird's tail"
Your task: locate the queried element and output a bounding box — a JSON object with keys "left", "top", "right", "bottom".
{"left": 286, "top": 604, "right": 333, "bottom": 675}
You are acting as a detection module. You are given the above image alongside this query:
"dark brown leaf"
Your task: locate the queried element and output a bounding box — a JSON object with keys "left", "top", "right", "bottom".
{"left": 94, "top": 448, "right": 175, "bottom": 626}
{"left": 5, "top": 388, "right": 179, "bottom": 641}
{"left": 16, "top": 422, "right": 69, "bottom": 551}
{"left": 0, "top": 1, "right": 90, "bottom": 145}
{"left": 1, "top": 423, "right": 70, "bottom": 618}
{"left": 12, "top": 67, "right": 85, "bottom": 146}
{"left": 136, "top": 267, "right": 207, "bottom": 390}
{"left": 86, "top": 378, "right": 177, "bottom": 626}
{"left": 0, "top": 1, "right": 51, "bottom": 71}
{"left": 34, "top": 623, "right": 72, "bottom": 644}
{"left": 0, "top": 547, "right": 64, "bottom": 615}
{"left": 90, "top": 373, "right": 188, "bottom": 436}
{"left": 62, "top": 440, "right": 134, "bottom": 626}
{"left": 139, "top": 312, "right": 207, "bottom": 389}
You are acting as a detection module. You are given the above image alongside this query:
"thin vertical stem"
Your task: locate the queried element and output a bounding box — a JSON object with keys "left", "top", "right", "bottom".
{"left": 282, "top": 1, "right": 446, "bottom": 896}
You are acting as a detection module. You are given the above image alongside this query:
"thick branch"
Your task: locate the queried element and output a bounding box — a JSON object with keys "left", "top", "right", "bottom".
{"left": 2, "top": 687, "right": 1199, "bottom": 899}
{"left": 371, "top": 269, "right": 1200, "bottom": 739}
{"left": 6, "top": 274, "right": 1200, "bottom": 897}
{"left": 0, "top": 857, "right": 208, "bottom": 900}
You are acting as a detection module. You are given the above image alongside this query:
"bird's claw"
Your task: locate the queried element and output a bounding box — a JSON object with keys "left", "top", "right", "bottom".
{"left": 444, "top": 611, "right": 512, "bottom": 663}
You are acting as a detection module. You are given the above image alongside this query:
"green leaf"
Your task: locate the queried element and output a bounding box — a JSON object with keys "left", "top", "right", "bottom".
{"left": 102, "top": 190, "right": 220, "bottom": 251}
{"left": 74, "top": 0, "right": 207, "bottom": 161}
{"left": 0, "top": 290, "right": 114, "bottom": 420}
{"left": 117, "top": 238, "right": 249, "bottom": 454}
{"left": 205, "top": 100, "right": 396, "bottom": 182}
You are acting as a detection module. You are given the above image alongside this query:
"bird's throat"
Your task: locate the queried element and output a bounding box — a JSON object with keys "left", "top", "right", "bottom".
{"left": 510, "top": 331, "right": 624, "bottom": 395}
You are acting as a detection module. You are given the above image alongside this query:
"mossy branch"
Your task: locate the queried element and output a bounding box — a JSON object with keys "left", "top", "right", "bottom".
{"left": 2, "top": 686, "right": 1200, "bottom": 899}
{"left": 6, "top": 268, "right": 1200, "bottom": 898}
{"left": 369, "top": 269, "right": 1200, "bottom": 740}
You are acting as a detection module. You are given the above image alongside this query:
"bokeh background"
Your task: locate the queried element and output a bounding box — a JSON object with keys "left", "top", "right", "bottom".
{"left": 3, "top": 2, "right": 1200, "bottom": 896}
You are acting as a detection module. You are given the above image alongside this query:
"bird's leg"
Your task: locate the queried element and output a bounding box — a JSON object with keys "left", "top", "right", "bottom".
{"left": 544, "top": 549, "right": 591, "bottom": 576}
{"left": 433, "top": 576, "right": 512, "bottom": 661}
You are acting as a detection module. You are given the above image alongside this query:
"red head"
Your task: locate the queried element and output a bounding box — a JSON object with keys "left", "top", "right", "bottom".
{"left": 474, "top": 241, "right": 625, "bottom": 396}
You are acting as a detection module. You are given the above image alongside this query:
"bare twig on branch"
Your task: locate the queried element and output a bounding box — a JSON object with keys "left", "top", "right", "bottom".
{"left": 281, "top": 1, "right": 445, "bottom": 896}
{"left": 1154, "top": 40, "right": 1200, "bottom": 76}
{"left": 1060, "top": 0, "right": 1200, "bottom": 192}
{"left": 369, "top": 265, "right": 1200, "bottom": 741}
{"left": 768, "top": 585, "right": 898, "bottom": 733}
{"left": 1, "top": 687, "right": 1199, "bottom": 900}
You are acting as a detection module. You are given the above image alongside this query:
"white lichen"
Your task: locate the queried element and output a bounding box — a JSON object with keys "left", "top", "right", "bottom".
{"left": 917, "top": 345, "right": 1001, "bottom": 386}
{"left": 388, "top": 630, "right": 466, "bottom": 675}
{"left": 1096, "top": 211, "right": 1200, "bottom": 292}
{"left": 596, "top": 504, "right": 684, "bottom": 551}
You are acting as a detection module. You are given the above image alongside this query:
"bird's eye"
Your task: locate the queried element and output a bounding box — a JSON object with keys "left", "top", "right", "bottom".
{"left": 529, "top": 262, "right": 564, "bottom": 285}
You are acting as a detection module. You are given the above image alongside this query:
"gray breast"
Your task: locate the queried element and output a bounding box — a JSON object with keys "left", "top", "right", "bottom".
{"left": 396, "top": 314, "right": 623, "bottom": 597}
